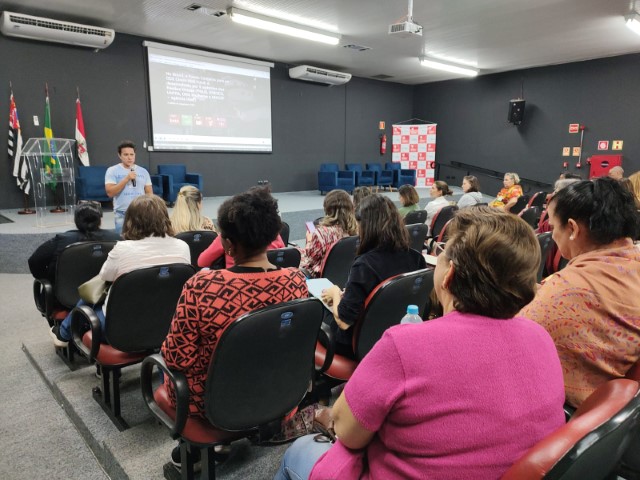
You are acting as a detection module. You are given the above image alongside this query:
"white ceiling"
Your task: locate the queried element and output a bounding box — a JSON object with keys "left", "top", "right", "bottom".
{"left": 2, "top": 0, "right": 640, "bottom": 84}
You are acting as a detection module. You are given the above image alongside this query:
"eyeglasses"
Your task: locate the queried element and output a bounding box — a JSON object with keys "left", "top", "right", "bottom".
{"left": 432, "top": 241, "right": 446, "bottom": 256}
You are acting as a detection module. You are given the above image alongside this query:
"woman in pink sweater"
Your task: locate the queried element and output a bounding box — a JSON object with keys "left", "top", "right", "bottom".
{"left": 275, "top": 207, "right": 566, "bottom": 480}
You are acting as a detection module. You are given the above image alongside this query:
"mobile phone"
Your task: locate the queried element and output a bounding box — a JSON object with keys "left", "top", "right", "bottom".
{"left": 305, "top": 221, "right": 316, "bottom": 233}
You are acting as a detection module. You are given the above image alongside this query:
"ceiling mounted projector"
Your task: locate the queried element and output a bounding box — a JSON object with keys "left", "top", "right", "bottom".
{"left": 388, "top": 0, "right": 423, "bottom": 37}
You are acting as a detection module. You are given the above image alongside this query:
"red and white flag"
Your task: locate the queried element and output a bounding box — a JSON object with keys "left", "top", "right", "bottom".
{"left": 75, "top": 96, "right": 90, "bottom": 166}
{"left": 9, "top": 91, "right": 30, "bottom": 194}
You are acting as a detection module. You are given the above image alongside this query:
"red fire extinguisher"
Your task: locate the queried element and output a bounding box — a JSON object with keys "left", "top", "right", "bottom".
{"left": 380, "top": 134, "right": 387, "bottom": 155}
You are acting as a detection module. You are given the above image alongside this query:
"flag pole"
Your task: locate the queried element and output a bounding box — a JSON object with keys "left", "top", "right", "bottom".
{"left": 45, "top": 83, "right": 65, "bottom": 213}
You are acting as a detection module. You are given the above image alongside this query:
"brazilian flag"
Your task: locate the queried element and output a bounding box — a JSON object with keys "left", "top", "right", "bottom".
{"left": 43, "top": 92, "right": 60, "bottom": 189}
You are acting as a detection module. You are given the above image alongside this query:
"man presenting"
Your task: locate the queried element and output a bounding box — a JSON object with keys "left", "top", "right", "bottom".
{"left": 105, "top": 140, "right": 153, "bottom": 233}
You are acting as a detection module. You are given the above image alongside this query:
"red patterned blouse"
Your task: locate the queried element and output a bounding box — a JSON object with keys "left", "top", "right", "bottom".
{"left": 161, "top": 266, "right": 308, "bottom": 418}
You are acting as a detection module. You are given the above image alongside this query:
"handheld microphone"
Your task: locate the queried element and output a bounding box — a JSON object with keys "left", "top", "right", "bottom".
{"left": 130, "top": 166, "right": 136, "bottom": 187}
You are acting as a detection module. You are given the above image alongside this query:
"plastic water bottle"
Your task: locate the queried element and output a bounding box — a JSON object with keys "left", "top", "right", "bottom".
{"left": 400, "top": 305, "right": 422, "bottom": 325}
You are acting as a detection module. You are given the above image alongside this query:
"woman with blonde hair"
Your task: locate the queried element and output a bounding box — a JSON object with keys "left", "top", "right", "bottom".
{"left": 300, "top": 189, "right": 358, "bottom": 278}
{"left": 170, "top": 185, "right": 216, "bottom": 234}
{"left": 490, "top": 172, "right": 523, "bottom": 211}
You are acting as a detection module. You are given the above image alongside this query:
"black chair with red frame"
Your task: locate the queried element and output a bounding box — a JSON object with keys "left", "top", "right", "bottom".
{"left": 519, "top": 206, "right": 540, "bottom": 229}
{"left": 430, "top": 205, "right": 458, "bottom": 239}
{"left": 319, "top": 235, "right": 359, "bottom": 289}
{"left": 33, "top": 240, "right": 116, "bottom": 366}
{"left": 315, "top": 268, "right": 434, "bottom": 385}
{"left": 501, "top": 378, "right": 640, "bottom": 480}
{"left": 70, "top": 263, "right": 195, "bottom": 430}
{"left": 406, "top": 223, "right": 429, "bottom": 253}
{"left": 175, "top": 231, "right": 218, "bottom": 269}
{"left": 619, "top": 358, "right": 640, "bottom": 479}
{"left": 267, "top": 247, "right": 302, "bottom": 268}
{"left": 140, "top": 298, "right": 324, "bottom": 480}
{"left": 509, "top": 194, "right": 530, "bottom": 215}
{"left": 527, "top": 191, "right": 548, "bottom": 210}
{"left": 535, "top": 232, "right": 554, "bottom": 282}
{"left": 404, "top": 209, "right": 428, "bottom": 225}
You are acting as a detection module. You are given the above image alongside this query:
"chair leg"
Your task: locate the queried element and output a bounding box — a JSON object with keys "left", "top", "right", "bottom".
{"left": 92, "top": 366, "right": 129, "bottom": 430}
{"left": 200, "top": 446, "right": 217, "bottom": 480}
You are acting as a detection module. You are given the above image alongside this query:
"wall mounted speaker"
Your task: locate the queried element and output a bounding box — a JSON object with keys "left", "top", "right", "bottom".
{"left": 508, "top": 99, "right": 526, "bottom": 125}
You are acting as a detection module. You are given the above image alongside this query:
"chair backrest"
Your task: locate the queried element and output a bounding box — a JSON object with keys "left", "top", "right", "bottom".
{"left": 345, "top": 163, "right": 363, "bottom": 173}
{"left": 104, "top": 263, "right": 196, "bottom": 351}
{"left": 279, "top": 221, "right": 290, "bottom": 245}
{"left": 430, "top": 205, "right": 458, "bottom": 239}
{"left": 385, "top": 162, "right": 400, "bottom": 171}
{"left": 366, "top": 163, "right": 382, "bottom": 172}
{"left": 55, "top": 241, "right": 117, "bottom": 308}
{"left": 502, "top": 379, "right": 640, "bottom": 480}
{"left": 519, "top": 206, "right": 540, "bottom": 229}
{"left": 436, "top": 218, "right": 455, "bottom": 243}
{"left": 510, "top": 194, "right": 530, "bottom": 214}
{"left": 157, "top": 164, "right": 187, "bottom": 183}
{"left": 404, "top": 209, "right": 428, "bottom": 225}
{"left": 204, "top": 298, "right": 324, "bottom": 430}
{"left": 406, "top": 223, "right": 429, "bottom": 252}
{"left": 267, "top": 247, "right": 301, "bottom": 268}
{"left": 528, "top": 191, "right": 547, "bottom": 209}
{"left": 320, "top": 163, "right": 339, "bottom": 172}
{"left": 353, "top": 269, "right": 434, "bottom": 360}
{"left": 175, "top": 231, "right": 218, "bottom": 268}
{"left": 536, "top": 232, "right": 554, "bottom": 282}
{"left": 320, "top": 236, "right": 359, "bottom": 288}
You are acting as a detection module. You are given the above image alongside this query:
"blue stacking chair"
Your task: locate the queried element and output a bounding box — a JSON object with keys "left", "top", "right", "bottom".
{"left": 385, "top": 162, "right": 417, "bottom": 188}
{"left": 366, "top": 163, "right": 393, "bottom": 190}
{"left": 345, "top": 164, "right": 376, "bottom": 188}
{"left": 317, "top": 163, "right": 356, "bottom": 194}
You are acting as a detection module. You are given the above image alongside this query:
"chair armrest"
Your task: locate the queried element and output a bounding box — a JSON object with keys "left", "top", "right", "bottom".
{"left": 316, "top": 322, "right": 335, "bottom": 373}
{"left": 140, "top": 353, "right": 189, "bottom": 439}
{"left": 33, "top": 278, "right": 54, "bottom": 318}
{"left": 185, "top": 173, "right": 203, "bottom": 190}
{"left": 158, "top": 173, "right": 174, "bottom": 193}
{"left": 337, "top": 171, "right": 356, "bottom": 181}
{"left": 318, "top": 171, "right": 338, "bottom": 183}
{"left": 70, "top": 304, "right": 102, "bottom": 361}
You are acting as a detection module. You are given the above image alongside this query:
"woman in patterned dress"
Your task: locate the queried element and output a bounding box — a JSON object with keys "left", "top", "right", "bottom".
{"left": 490, "top": 172, "right": 523, "bottom": 211}
{"left": 520, "top": 177, "right": 640, "bottom": 408}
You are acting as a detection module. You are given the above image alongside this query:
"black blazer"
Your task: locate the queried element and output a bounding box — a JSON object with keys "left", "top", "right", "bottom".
{"left": 28, "top": 229, "right": 121, "bottom": 282}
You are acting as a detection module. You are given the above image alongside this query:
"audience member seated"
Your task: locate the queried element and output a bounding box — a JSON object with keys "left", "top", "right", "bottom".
{"left": 169, "top": 185, "right": 216, "bottom": 234}
{"left": 424, "top": 180, "right": 453, "bottom": 235}
{"left": 321, "top": 194, "right": 426, "bottom": 358}
{"left": 628, "top": 171, "right": 640, "bottom": 209}
{"left": 521, "top": 177, "right": 640, "bottom": 408}
{"left": 161, "top": 187, "right": 308, "bottom": 463}
{"left": 29, "top": 202, "right": 119, "bottom": 285}
{"left": 608, "top": 165, "right": 624, "bottom": 180}
{"left": 300, "top": 190, "right": 358, "bottom": 278}
{"left": 351, "top": 186, "right": 372, "bottom": 211}
{"left": 276, "top": 207, "right": 565, "bottom": 480}
{"left": 490, "top": 172, "right": 523, "bottom": 211}
{"left": 397, "top": 184, "right": 420, "bottom": 218}
{"left": 49, "top": 195, "right": 191, "bottom": 347}
{"left": 456, "top": 175, "right": 483, "bottom": 209}
{"left": 196, "top": 187, "right": 285, "bottom": 269}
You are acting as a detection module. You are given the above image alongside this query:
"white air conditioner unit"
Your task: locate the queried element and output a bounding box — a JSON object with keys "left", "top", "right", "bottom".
{"left": 0, "top": 11, "right": 115, "bottom": 49}
{"left": 289, "top": 65, "right": 351, "bottom": 86}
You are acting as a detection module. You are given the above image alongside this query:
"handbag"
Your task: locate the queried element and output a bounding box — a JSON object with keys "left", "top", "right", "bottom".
{"left": 313, "top": 406, "right": 336, "bottom": 443}
{"left": 78, "top": 275, "right": 110, "bottom": 304}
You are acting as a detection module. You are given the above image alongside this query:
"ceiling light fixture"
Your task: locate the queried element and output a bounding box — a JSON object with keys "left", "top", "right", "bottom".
{"left": 419, "top": 56, "right": 479, "bottom": 77}
{"left": 626, "top": 11, "right": 640, "bottom": 36}
{"left": 228, "top": 7, "right": 340, "bottom": 45}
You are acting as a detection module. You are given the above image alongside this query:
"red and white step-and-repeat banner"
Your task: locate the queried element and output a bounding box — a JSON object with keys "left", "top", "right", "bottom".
{"left": 391, "top": 123, "right": 437, "bottom": 187}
